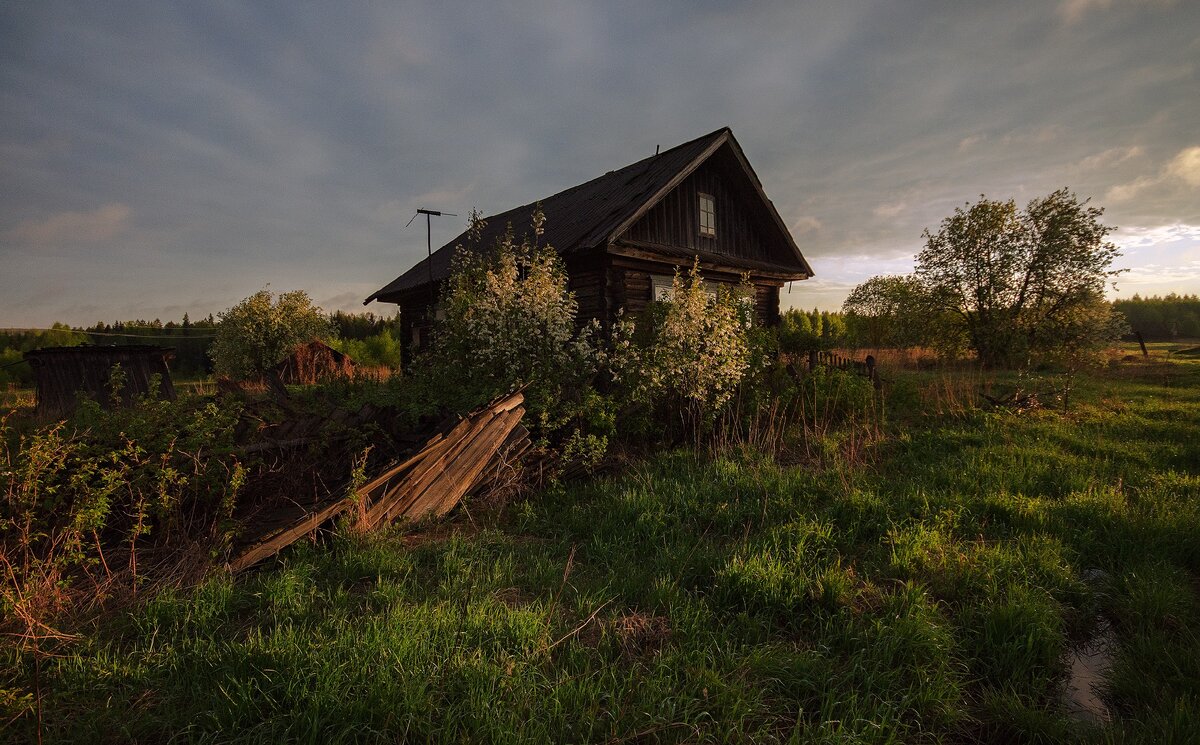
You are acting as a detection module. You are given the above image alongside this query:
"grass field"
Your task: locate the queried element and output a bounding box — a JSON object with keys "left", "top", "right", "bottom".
{"left": 5, "top": 357, "right": 1200, "bottom": 743}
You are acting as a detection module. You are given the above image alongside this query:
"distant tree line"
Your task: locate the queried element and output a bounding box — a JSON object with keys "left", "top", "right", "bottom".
{"left": 1113, "top": 294, "right": 1200, "bottom": 341}
{"left": 778, "top": 308, "right": 851, "bottom": 352}
{"left": 0, "top": 307, "right": 404, "bottom": 387}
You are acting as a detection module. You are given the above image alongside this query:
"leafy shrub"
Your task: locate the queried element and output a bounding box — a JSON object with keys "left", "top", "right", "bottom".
{"left": 610, "top": 263, "right": 754, "bottom": 435}
{"left": 798, "top": 366, "right": 876, "bottom": 427}
{"left": 1, "top": 391, "right": 247, "bottom": 633}
{"left": 332, "top": 329, "right": 402, "bottom": 368}
{"left": 210, "top": 289, "right": 337, "bottom": 380}
{"left": 415, "top": 208, "right": 604, "bottom": 439}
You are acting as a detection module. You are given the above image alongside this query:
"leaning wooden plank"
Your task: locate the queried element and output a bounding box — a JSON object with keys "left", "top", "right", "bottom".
{"left": 354, "top": 430, "right": 455, "bottom": 501}
{"left": 493, "top": 391, "right": 525, "bottom": 413}
{"left": 228, "top": 496, "right": 353, "bottom": 572}
{"left": 361, "top": 410, "right": 499, "bottom": 529}
{"left": 401, "top": 408, "right": 524, "bottom": 522}
{"left": 370, "top": 404, "right": 513, "bottom": 527}
{"left": 367, "top": 409, "right": 499, "bottom": 526}
{"left": 470, "top": 426, "right": 530, "bottom": 495}
{"left": 376, "top": 407, "right": 510, "bottom": 521}
{"left": 422, "top": 408, "right": 525, "bottom": 518}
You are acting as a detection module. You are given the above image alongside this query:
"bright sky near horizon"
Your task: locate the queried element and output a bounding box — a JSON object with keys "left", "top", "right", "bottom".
{"left": 2, "top": 1, "right": 1199, "bottom": 326}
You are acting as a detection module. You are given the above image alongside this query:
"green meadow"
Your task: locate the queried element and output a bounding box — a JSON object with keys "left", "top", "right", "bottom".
{"left": 7, "top": 357, "right": 1200, "bottom": 743}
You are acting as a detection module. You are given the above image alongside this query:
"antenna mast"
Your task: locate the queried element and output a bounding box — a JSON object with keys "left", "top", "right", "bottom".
{"left": 412, "top": 208, "right": 457, "bottom": 319}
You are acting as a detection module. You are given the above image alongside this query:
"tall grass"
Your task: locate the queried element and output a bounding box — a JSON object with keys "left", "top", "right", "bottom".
{"left": 4, "top": 357, "right": 1200, "bottom": 742}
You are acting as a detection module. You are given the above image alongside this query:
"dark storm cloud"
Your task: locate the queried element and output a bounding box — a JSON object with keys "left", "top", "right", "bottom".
{"left": 1, "top": 0, "right": 1197, "bottom": 324}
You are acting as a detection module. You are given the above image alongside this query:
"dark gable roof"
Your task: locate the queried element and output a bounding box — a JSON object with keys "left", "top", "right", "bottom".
{"left": 366, "top": 127, "right": 811, "bottom": 304}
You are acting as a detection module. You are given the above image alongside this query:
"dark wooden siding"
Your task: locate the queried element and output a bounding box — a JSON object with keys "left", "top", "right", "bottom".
{"left": 394, "top": 250, "right": 786, "bottom": 371}
{"left": 606, "top": 257, "right": 781, "bottom": 327}
{"left": 623, "top": 159, "right": 780, "bottom": 265}
{"left": 755, "top": 283, "right": 781, "bottom": 326}
{"left": 25, "top": 346, "right": 176, "bottom": 418}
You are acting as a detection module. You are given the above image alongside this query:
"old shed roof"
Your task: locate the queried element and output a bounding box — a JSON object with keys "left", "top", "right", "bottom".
{"left": 366, "top": 127, "right": 811, "bottom": 304}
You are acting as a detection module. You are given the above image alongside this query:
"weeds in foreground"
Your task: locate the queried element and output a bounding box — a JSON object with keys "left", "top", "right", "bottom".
{"left": 4, "top": 359, "right": 1199, "bottom": 742}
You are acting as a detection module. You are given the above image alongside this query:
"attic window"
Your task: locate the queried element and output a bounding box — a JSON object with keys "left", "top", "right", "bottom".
{"left": 699, "top": 193, "right": 716, "bottom": 237}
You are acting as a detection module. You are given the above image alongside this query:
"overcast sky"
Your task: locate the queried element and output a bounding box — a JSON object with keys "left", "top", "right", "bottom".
{"left": 2, "top": 0, "right": 1198, "bottom": 326}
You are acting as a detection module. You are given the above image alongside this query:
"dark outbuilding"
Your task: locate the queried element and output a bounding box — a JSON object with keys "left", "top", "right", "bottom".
{"left": 23, "top": 345, "right": 176, "bottom": 418}
{"left": 366, "top": 127, "right": 813, "bottom": 356}
{"left": 273, "top": 340, "right": 357, "bottom": 385}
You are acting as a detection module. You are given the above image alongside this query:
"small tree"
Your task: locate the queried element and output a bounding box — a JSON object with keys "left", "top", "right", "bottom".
{"left": 422, "top": 208, "right": 600, "bottom": 433}
{"left": 779, "top": 308, "right": 819, "bottom": 353}
{"left": 210, "top": 289, "right": 337, "bottom": 379}
{"left": 842, "top": 275, "right": 928, "bottom": 348}
{"left": 916, "top": 189, "right": 1122, "bottom": 367}
{"left": 627, "top": 262, "right": 752, "bottom": 426}
{"left": 1036, "top": 294, "right": 1128, "bottom": 408}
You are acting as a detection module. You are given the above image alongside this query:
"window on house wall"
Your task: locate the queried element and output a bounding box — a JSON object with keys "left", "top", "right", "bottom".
{"left": 652, "top": 274, "right": 746, "bottom": 307}
{"left": 699, "top": 193, "right": 715, "bottom": 237}
{"left": 651, "top": 274, "right": 675, "bottom": 301}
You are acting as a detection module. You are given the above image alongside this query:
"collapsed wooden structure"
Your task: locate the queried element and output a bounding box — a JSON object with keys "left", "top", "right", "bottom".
{"left": 273, "top": 340, "right": 357, "bottom": 384}
{"left": 228, "top": 391, "right": 530, "bottom": 572}
{"left": 23, "top": 345, "right": 176, "bottom": 417}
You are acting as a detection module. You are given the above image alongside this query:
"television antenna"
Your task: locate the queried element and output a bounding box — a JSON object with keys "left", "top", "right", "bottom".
{"left": 405, "top": 208, "right": 458, "bottom": 314}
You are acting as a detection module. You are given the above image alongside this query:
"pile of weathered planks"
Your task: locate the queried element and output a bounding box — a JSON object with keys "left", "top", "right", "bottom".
{"left": 228, "top": 391, "right": 529, "bottom": 572}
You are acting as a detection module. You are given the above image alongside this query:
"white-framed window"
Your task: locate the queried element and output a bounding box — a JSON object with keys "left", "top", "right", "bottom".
{"left": 651, "top": 274, "right": 751, "bottom": 318}
{"left": 651, "top": 274, "right": 675, "bottom": 301}
{"left": 699, "top": 193, "right": 715, "bottom": 237}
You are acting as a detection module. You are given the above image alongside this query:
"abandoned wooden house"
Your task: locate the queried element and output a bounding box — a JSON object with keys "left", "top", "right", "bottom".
{"left": 24, "top": 344, "right": 176, "bottom": 418}
{"left": 365, "top": 127, "right": 813, "bottom": 355}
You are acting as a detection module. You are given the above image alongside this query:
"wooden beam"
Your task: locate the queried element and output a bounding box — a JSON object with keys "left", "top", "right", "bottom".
{"left": 608, "top": 243, "right": 805, "bottom": 282}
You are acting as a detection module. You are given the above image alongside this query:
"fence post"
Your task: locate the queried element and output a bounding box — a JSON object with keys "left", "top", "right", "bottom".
{"left": 1134, "top": 330, "right": 1149, "bottom": 358}
{"left": 808, "top": 349, "right": 818, "bottom": 371}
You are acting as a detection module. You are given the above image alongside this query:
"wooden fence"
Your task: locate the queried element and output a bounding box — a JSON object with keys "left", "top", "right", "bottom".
{"left": 804, "top": 349, "right": 880, "bottom": 387}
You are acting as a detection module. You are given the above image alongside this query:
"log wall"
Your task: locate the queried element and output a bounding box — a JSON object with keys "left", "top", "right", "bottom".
{"left": 24, "top": 346, "right": 176, "bottom": 418}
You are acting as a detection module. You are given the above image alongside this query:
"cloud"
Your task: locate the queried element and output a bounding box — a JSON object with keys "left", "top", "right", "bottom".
{"left": 1106, "top": 145, "right": 1200, "bottom": 201}
{"left": 6, "top": 203, "right": 131, "bottom": 245}
{"left": 1059, "top": 0, "right": 1176, "bottom": 23}
{"left": 1106, "top": 176, "right": 1158, "bottom": 202}
{"left": 1115, "top": 222, "right": 1200, "bottom": 249}
{"left": 1059, "top": 0, "right": 1114, "bottom": 23}
{"left": 1166, "top": 146, "right": 1200, "bottom": 186}
{"left": 873, "top": 201, "right": 907, "bottom": 219}
{"left": 317, "top": 291, "right": 374, "bottom": 312}
{"left": 958, "top": 135, "right": 985, "bottom": 152}
{"left": 790, "top": 216, "right": 822, "bottom": 234}
{"left": 1104, "top": 143, "right": 1200, "bottom": 201}
{"left": 1119, "top": 260, "right": 1200, "bottom": 286}
{"left": 1078, "top": 145, "right": 1144, "bottom": 170}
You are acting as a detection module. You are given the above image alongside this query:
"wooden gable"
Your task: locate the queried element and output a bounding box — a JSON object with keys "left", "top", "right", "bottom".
{"left": 616, "top": 145, "right": 797, "bottom": 269}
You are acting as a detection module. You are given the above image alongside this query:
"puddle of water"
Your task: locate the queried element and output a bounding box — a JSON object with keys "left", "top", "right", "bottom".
{"left": 1063, "top": 617, "right": 1116, "bottom": 724}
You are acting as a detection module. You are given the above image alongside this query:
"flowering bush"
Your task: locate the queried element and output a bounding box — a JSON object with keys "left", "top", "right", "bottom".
{"left": 416, "top": 215, "right": 757, "bottom": 448}
{"left": 211, "top": 289, "right": 337, "bottom": 380}
{"left": 611, "top": 263, "right": 755, "bottom": 433}
{"left": 419, "top": 208, "right": 603, "bottom": 437}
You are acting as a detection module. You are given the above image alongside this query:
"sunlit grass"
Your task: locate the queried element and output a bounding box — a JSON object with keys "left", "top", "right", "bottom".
{"left": 6, "top": 358, "right": 1200, "bottom": 742}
